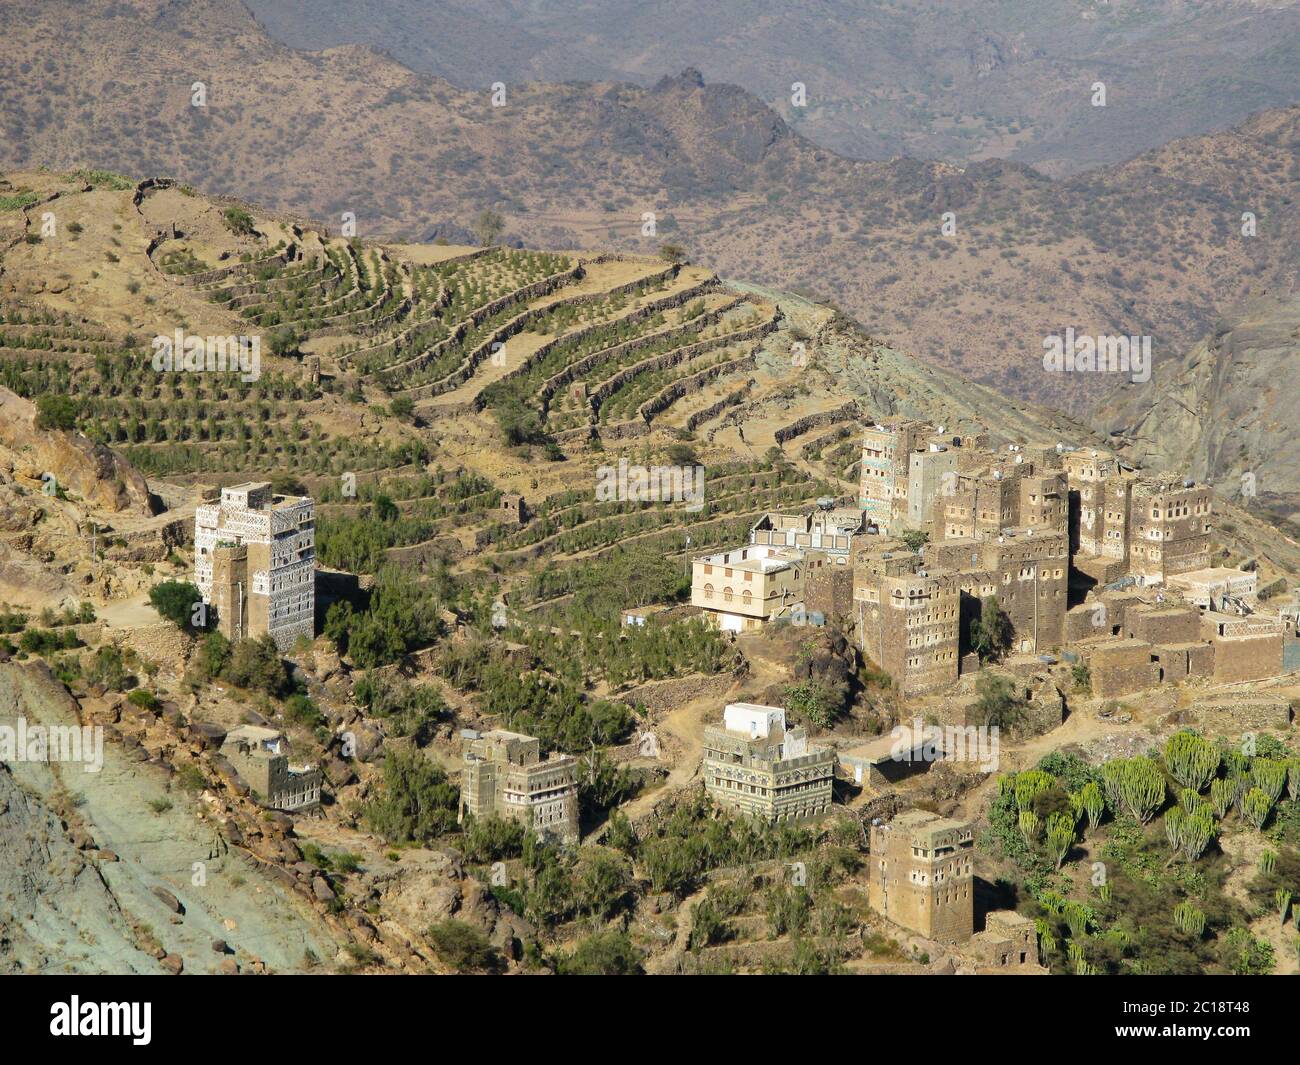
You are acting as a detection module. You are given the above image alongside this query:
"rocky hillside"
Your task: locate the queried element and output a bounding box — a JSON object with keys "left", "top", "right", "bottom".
{"left": 1094, "top": 294, "right": 1300, "bottom": 520}
{"left": 247, "top": 0, "right": 1300, "bottom": 176}
{"left": 2, "top": 0, "right": 1297, "bottom": 413}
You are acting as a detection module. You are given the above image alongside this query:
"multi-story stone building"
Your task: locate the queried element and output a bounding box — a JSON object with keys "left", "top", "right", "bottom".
{"left": 690, "top": 543, "right": 828, "bottom": 632}
{"left": 902, "top": 442, "right": 960, "bottom": 531}
{"left": 868, "top": 809, "right": 974, "bottom": 943}
{"left": 855, "top": 567, "right": 960, "bottom": 696}
{"left": 194, "top": 482, "right": 316, "bottom": 651}
{"left": 459, "top": 729, "right": 579, "bottom": 845}
{"left": 1128, "top": 479, "right": 1213, "bottom": 585}
{"left": 929, "top": 528, "right": 1070, "bottom": 654}
{"left": 859, "top": 420, "right": 936, "bottom": 530}
{"left": 703, "top": 703, "right": 835, "bottom": 823}
{"left": 940, "top": 466, "right": 1020, "bottom": 541}
{"left": 220, "top": 725, "right": 322, "bottom": 811}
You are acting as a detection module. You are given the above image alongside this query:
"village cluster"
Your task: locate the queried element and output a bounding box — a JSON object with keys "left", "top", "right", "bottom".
{"left": 184, "top": 420, "right": 1293, "bottom": 962}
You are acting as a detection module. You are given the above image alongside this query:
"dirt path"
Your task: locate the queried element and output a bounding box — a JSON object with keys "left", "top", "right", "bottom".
{"left": 618, "top": 635, "right": 789, "bottom": 824}
{"left": 97, "top": 592, "right": 159, "bottom": 630}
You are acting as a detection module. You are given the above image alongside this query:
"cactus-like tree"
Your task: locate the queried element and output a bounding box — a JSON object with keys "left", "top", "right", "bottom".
{"left": 1259, "top": 850, "right": 1278, "bottom": 875}
{"left": 1080, "top": 780, "right": 1105, "bottom": 830}
{"left": 1102, "top": 756, "right": 1167, "bottom": 824}
{"left": 1164, "top": 732, "right": 1220, "bottom": 791}
{"left": 1209, "top": 777, "right": 1235, "bottom": 818}
{"left": 1063, "top": 900, "right": 1094, "bottom": 939}
{"left": 1035, "top": 917, "right": 1057, "bottom": 955}
{"left": 1241, "top": 786, "right": 1274, "bottom": 830}
{"left": 1174, "top": 900, "right": 1206, "bottom": 937}
{"left": 1164, "top": 807, "right": 1186, "bottom": 854}
{"left": 1046, "top": 812, "right": 1075, "bottom": 869}
{"left": 1181, "top": 809, "right": 1216, "bottom": 861}
{"left": 1018, "top": 809, "right": 1041, "bottom": 844}
{"left": 1251, "top": 758, "right": 1288, "bottom": 805}
{"left": 1179, "top": 787, "right": 1205, "bottom": 815}
{"left": 1276, "top": 888, "right": 1293, "bottom": 928}
{"left": 1014, "top": 769, "right": 1054, "bottom": 812}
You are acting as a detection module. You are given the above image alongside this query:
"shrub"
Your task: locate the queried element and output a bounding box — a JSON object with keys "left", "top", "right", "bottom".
{"left": 148, "top": 581, "right": 205, "bottom": 631}
{"left": 557, "top": 930, "right": 642, "bottom": 975}
{"left": 127, "top": 689, "right": 159, "bottom": 711}
{"left": 35, "top": 394, "right": 79, "bottom": 431}
{"left": 427, "top": 919, "right": 499, "bottom": 973}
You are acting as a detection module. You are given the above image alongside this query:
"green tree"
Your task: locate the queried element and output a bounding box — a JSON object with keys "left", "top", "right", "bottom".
{"left": 148, "top": 580, "right": 205, "bottom": 631}
{"left": 557, "top": 931, "right": 642, "bottom": 975}
{"left": 574, "top": 848, "right": 631, "bottom": 920}
{"left": 195, "top": 630, "right": 231, "bottom": 680}
{"left": 35, "top": 394, "right": 79, "bottom": 431}
{"left": 362, "top": 748, "right": 459, "bottom": 844}
{"left": 471, "top": 209, "right": 505, "bottom": 247}
{"left": 658, "top": 242, "right": 686, "bottom": 265}
{"left": 970, "top": 595, "right": 1013, "bottom": 662}
{"left": 899, "top": 529, "right": 929, "bottom": 553}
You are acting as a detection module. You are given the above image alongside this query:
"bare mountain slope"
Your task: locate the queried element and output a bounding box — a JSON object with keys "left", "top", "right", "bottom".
{"left": 1094, "top": 293, "right": 1300, "bottom": 520}
{"left": 247, "top": 0, "right": 1300, "bottom": 176}
{"left": 2, "top": 0, "right": 1298, "bottom": 414}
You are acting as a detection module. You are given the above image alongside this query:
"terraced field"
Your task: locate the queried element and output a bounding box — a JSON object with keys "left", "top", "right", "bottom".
{"left": 0, "top": 173, "right": 922, "bottom": 609}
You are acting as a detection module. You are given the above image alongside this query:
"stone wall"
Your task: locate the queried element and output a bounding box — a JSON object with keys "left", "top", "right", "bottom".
{"left": 686, "top": 382, "right": 754, "bottom": 432}
{"left": 1088, "top": 640, "right": 1160, "bottom": 697}
{"left": 105, "top": 621, "right": 193, "bottom": 677}
{"left": 1213, "top": 633, "right": 1283, "bottom": 684}
{"left": 773, "top": 401, "right": 862, "bottom": 445}
{"left": 1187, "top": 698, "right": 1291, "bottom": 731}
{"left": 617, "top": 671, "right": 738, "bottom": 713}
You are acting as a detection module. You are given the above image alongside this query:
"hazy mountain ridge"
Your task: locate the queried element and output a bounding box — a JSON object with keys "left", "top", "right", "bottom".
{"left": 246, "top": 0, "right": 1300, "bottom": 176}
{"left": 1, "top": 0, "right": 1297, "bottom": 415}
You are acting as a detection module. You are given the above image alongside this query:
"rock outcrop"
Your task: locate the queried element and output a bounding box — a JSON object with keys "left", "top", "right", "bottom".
{"left": 0, "top": 387, "right": 155, "bottom": 515}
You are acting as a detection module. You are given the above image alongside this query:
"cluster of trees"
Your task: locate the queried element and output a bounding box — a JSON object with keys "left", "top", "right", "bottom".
{"left": 619, "top": 793, "right": 814, "bottom": 898}
{"left": 324, "top": 567, "right": 446, "bottom": 669}
{"left": 17, "top": 628, "right": 82, "bottom": 655}
{"left": 362, "top": 748, "right": 460, "bottom": 844}
{"left": 503, "top": 614, "right": 730, "bottom": 690}
{"left": 183, "top": 630, "right": 288, "bottom": 698}
{"left": 985, "top": 741, "right": 1297, "bottom": 975}
{"left": 523, "top": 546, "right": 690, "bottom": 622}
{"left": 438, "top": 640, "right": 633, "bottom": 753}
{"left": 352, "top": 671, "right": 448, "bottom": 746}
